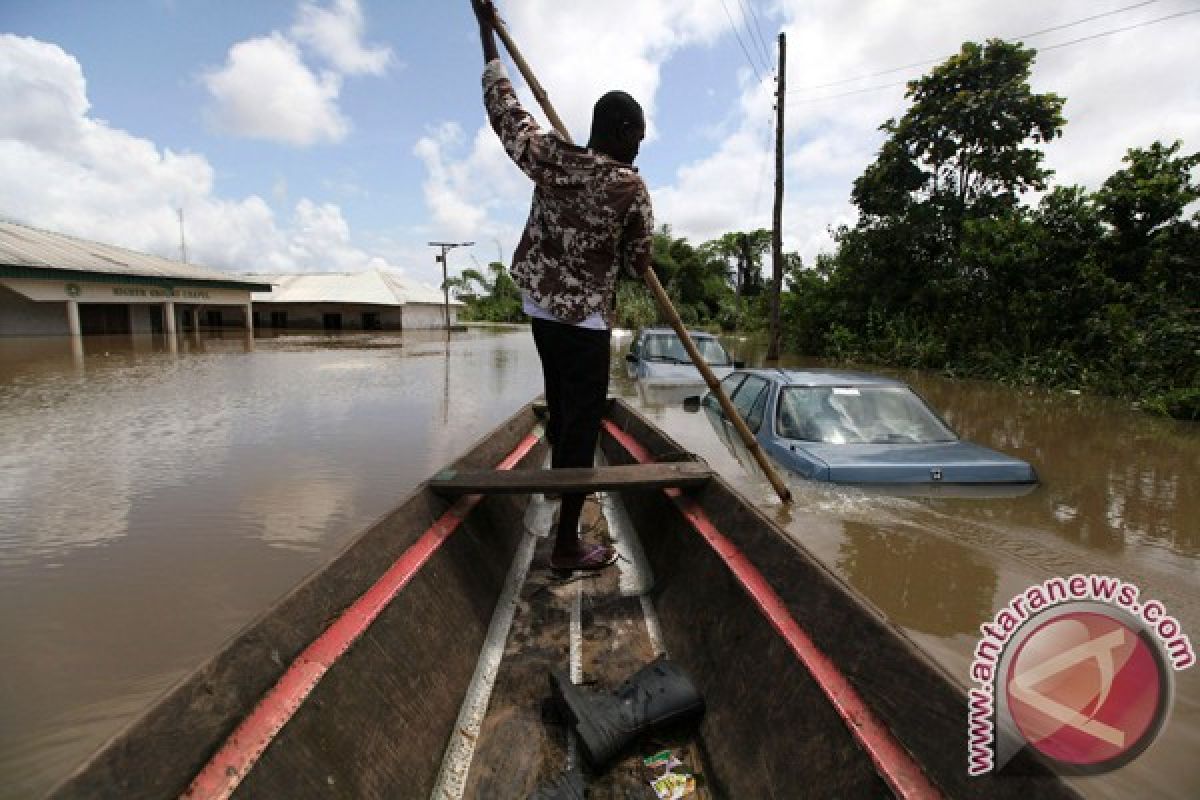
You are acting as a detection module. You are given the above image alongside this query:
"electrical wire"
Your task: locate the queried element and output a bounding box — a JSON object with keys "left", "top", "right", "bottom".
{"left": 740, "top": 0, "right": 775, "bottom": 70}
{"left": 1038, "top": 7, "right": 1199, "bottom": 51}
{"left": 720, "top": 0, "right": 765, "bottom": 83}
{"left": 751, "top": 111, "right": 775, "bottom": 222}
{"left": 789, "top": 0, "right": 1168, "bottom": 93}
{"left": 786, "top": 6, "right": 1200, "bottom": 101}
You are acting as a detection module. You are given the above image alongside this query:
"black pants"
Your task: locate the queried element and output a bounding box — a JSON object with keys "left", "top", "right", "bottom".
{"left": 531, "top": 317, "right": 611, "bottom": 473}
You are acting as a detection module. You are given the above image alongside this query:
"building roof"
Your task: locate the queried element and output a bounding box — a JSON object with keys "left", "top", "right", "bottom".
{"left": 0, "top": 220, "right": 271, "bottom": 289}
{"left": 249, "top": 269, "right": 462, "bottom": 307}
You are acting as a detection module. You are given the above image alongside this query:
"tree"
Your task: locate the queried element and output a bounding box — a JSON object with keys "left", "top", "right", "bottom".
{"left": 853, "top": 39, "right": 1065, "bottom": 222}
{"left": 443, "top": 261, "right": 523, "bottom": 322}
{"left": 831, "top": 39, "right": 1067, "bottom": 360}
{"left": 1094, "top": 140, "right": 1200, "bottom": 285}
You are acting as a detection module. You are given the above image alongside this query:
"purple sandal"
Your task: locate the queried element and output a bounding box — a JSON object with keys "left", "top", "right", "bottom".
{"left": 550, "top": 544, "right": 618, "bottom": 572}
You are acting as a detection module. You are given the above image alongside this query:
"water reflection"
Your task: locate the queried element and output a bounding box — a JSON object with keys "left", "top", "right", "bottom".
{"left": 837, "top": 520, "right": 998, "bottom": 636}
{"left": 616, "top": 333, "right": 1199, "bottom": 799}
{"left": 902, "top": 371, "right": 1200, "bottom": 560}
{"left": 0, "top": 326, "right": 544, "bottom": 799}
{"left": 2, "top": 327, "right": 1196, "bottom": 799}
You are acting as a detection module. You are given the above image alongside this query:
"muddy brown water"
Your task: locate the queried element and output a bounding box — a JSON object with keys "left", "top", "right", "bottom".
{"left": 0, "top": 327, "right": 1196, "bottom": 798}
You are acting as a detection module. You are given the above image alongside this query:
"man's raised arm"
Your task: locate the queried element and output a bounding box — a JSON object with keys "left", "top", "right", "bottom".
{"left": 470, "top": 0, "right": 500, "bottom": 64}
{"left": 471, "top": 0, "right": 555, "bottom": 181}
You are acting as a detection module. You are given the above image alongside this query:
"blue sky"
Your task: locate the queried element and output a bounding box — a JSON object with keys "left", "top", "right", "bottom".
{"left": 2, "top": 1, "right": 1197, "bottom": 289}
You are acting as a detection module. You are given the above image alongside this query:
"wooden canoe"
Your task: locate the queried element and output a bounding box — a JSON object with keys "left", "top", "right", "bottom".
{"left": 48, "top": 399, "right": 1078, "bottom": 799}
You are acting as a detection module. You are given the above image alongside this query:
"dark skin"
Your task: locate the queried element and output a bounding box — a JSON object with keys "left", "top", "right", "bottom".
{"left": 471, "top": 0, "right": 638, "bottom": 566}
{"left": 470, "top": 0, "right": 645, "bottom": 164}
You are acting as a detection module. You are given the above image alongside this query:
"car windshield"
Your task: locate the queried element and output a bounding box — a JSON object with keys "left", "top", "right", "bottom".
{"left": 641, "top": 333, "right": 730, "bottom": 365}
{"left": 776, "top": 386, "right": 957, "bottom": 444}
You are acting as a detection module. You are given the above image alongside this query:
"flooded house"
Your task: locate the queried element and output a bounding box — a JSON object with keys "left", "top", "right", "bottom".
{"left": 0, "top": 221, "right": 271, "bottom": 337}
{"left": 248, "top": 269, "right": 462, "bottom": 332}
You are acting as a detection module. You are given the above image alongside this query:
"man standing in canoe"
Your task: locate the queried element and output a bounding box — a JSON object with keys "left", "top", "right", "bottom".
{"left": 470, "top": 0, "right": 654, "bottom": 571}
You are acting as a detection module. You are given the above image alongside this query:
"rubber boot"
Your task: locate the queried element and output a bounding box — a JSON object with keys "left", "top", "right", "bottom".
{"left": 528, "top": 766, "right": 585, "bottom": 800}
{"left": 549, "top": 656, "right": 705, "bottom": 769}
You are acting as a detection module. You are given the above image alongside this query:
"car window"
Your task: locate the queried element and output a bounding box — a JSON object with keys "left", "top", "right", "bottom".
{"left": 706, "top": 372, "right": 745, "bottom": 409}
{"left": 730, "top": 375, "right": 768, "bottom": 425}
{"left": 776, "top": 386, "right": 957, "bottom": 444}
{"left": 641, "top": 333, "right": 729, "bottom": 365}
{"left": 744, "top": 379, "right": 770, "bottom": 432}
{"left": 694, "top": 337, "right": 730, "bottom": 365}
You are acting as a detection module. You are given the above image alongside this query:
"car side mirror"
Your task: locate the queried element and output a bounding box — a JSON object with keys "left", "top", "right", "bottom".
{"left": 624, "top": 353, "right": 638, "bottom": 363}
{"left": 682, "top": 395, "right": 702, "bottom": 412}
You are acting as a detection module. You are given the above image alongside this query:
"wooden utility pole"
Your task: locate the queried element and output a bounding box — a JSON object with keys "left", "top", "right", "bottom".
{"left": 429, "top": 241, "right": 474, "bottom": 329}
{"left": 735, "top": 232, "right": 748, "bottom": 325}
{"left": 766, "top": 32, "right": 786, "bottom": 362}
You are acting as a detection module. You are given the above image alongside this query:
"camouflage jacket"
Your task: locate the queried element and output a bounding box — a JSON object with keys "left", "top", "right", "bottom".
{"left": 483, "top": 60, "right": 654, "bottom": 325}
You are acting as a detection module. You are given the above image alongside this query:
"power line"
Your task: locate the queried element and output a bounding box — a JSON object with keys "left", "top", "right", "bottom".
{"left": 1017, "top": 0, "right": 1161, "bottom": 40}
{"left": 789, "top": 0, "right": 1167, "bottom": 93}
{"left": 786, "top": 6, "right": 1199, "bottom": 101}
{"left": 751, "top": 110, "right": 775, "bottom": 221}
{"left": 1038, "top": 7, "right": 1199, "bottom": 51}
{"left": 740, "top": 0, "right": 774, "bottom": 71}
{"left": 719, "top": 0, "right": 765, "bottom": 83}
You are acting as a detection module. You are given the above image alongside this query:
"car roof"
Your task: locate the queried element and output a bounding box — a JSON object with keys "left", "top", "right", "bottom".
{"left": 638, "top": 327, "right": 716, "bottom": 339}
{"left": 735, "top": 368, "right": 908, "bottom": 388}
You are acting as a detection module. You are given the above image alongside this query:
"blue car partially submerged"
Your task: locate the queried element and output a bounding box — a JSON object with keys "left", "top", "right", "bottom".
{"left": 696, "top": 369, "right": 1038, "bottom": 487}
{"left": 625, "top": 327, "right": 741, "bottom": 385}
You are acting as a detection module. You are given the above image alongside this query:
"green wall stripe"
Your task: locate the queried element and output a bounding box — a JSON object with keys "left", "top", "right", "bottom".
{"left": 0, "top": 264, "right": 272, "bottom": 293}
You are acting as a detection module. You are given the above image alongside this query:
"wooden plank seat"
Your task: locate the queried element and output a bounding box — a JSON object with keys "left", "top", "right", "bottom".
{"left": 430, "top": 461, "right": 712, "bottom": 496}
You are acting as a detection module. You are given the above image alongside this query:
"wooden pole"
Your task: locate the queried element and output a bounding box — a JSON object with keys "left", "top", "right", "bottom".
{"left": 488, "top": 6, "right": 792, "bottom": 504}
{"left": 766, "top": 32, "right": 786, "bottom": 363}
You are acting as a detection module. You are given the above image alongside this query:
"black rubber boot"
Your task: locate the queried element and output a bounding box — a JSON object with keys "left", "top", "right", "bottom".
{"left": 549, "top": 657, "right": 705, "bottom": 769}
{"left": 528, "top": 767, "right": 585, "bottom": 800}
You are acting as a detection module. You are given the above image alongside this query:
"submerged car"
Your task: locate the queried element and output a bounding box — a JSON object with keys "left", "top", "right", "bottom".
{"left": 624, "top": 327, "right": 742, "bottom": 384}
{"left": 696, "top": 369, "right": 1038, "bottom": 487}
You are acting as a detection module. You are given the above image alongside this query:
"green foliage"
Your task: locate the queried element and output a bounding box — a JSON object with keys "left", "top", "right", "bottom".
{"left": 777, "top": 38, "right": 1198, "bottom": 419}
{"left": 853, "top": 39, "right": 1064, "bottom": 222}
{"left": 445, "top": 261, "right": 523, "bottom": 323}
{"left": 615, "top": 278, "right": 657, "bottom": 330}
{"left": 1142, "top": 389, "right": 1200, "bottom": 421}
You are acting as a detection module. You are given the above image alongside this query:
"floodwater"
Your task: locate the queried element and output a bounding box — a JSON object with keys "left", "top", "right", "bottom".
{"left": 0, "top": 327, "right": 1196, "bottom": 798}
{"left": 619, "top": 331, "right": 1200, "bottom": 800}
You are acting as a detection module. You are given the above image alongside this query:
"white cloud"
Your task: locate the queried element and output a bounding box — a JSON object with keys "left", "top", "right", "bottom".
{"left": 412, "top": 121, "right": 525, "bottom": 244}
{"left": 0, "top": 34, "right": 401, "bottom": 276}
{"left": 202, "top": 33, "right": 348, "bottom": 146}
{"left": 202, "top": 0, "right": 392, "bottom": 147}
{"left": 680, "top": 0, "right": 1200, "bottom": 262}
{"left": 411, "top": 0, "right": 735, "bottom": 261}
{"left": 420, "top": 0, "right": 1200, "bottom": 268}
{"left": 291, "top": 0, "right": 393, "bottom": 76}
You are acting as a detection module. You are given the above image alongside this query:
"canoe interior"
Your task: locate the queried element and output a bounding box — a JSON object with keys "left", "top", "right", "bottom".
{"left": 49, "top": 399, "right": 1077, "bottom": 799}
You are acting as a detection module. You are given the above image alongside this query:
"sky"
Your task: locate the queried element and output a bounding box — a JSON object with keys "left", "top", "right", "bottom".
{"left": 1, "top": 0, "right": 1197, "bottom": 290}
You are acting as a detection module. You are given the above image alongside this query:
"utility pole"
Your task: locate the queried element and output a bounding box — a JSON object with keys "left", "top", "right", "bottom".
{"left": 766, "top": 32, "right": 786, "bottom": 363}
{"left": 736, "top": 232, "right": 751, "bottom": 327}
{"left": 178, "top": 207, "right": 188, "bottom": 264}
{"left": 428, "top": 241, "right": 474, "bottom": 329}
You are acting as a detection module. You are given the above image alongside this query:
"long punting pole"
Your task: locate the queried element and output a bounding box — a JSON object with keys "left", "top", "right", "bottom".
{"left": 488, "top": 7, "right": 793, "bottom": 505}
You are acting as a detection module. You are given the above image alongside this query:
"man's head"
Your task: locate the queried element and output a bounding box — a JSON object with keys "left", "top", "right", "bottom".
{"left": 587, "top": 91, "right": 645, "bottom": 164}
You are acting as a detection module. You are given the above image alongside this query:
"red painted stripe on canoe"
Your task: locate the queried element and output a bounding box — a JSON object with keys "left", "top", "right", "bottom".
{"left": 183, "top": 432, "right": 540, "bottom": 800}
{"left": 601, "top": 419, "right": 942, "bottom": 799}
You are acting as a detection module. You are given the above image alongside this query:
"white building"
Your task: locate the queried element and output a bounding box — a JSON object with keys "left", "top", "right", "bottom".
{"left": 249, "top": 269, "right": 462, "bottom": 331}
{"left": 0, "top": 221, "right": 271, "bottom": 336}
